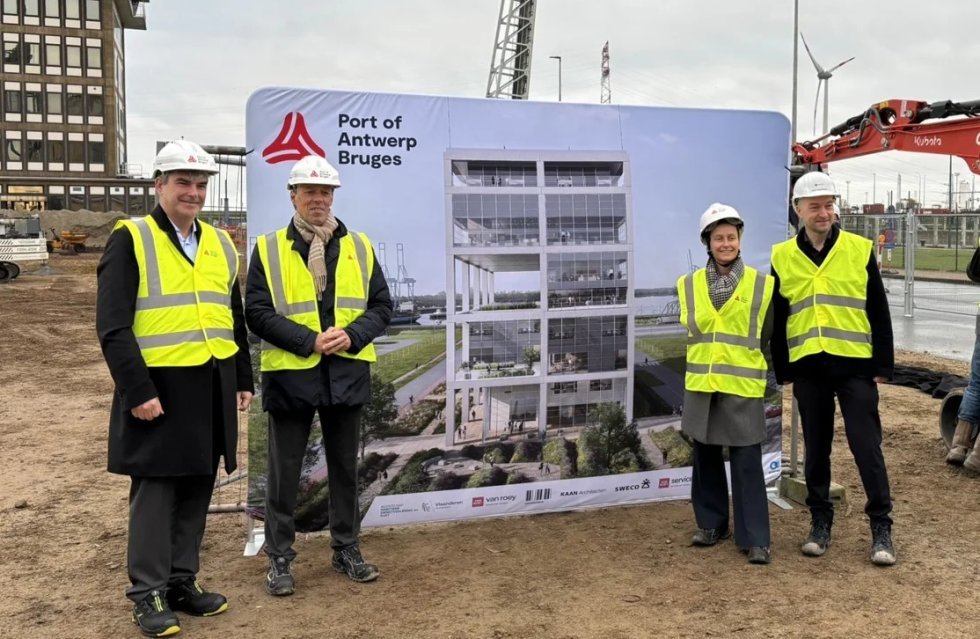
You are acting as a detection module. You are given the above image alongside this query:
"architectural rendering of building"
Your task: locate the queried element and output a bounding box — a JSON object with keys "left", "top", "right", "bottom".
{"left": 444, "top": 149, "right": 634, "bottom": 446}
{"left": 0, "top": 0, "right": 152, "bottom": 214}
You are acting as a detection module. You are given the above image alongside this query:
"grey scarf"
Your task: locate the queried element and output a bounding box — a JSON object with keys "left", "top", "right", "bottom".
{"left": 705, "top": 256, "right": 744, "bottom": 310}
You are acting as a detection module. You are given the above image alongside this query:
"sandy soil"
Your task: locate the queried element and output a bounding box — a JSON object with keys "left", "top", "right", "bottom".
{"left": 2, "top": 253, "right": 979, "bottom": 639}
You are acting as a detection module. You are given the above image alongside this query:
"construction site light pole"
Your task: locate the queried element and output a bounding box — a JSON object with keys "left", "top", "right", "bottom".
{"left": 549, "top": 55, "right": 562, "bottom": 102}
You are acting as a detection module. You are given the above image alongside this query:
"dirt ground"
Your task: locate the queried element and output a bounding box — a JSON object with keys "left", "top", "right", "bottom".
{"left": 2, "top": 253, "right": 979, "bottom": 639}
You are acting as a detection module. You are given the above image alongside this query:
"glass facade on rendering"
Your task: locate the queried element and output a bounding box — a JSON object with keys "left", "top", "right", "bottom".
{"left": 445, "top": 150, "right": 635, "bottom": 445}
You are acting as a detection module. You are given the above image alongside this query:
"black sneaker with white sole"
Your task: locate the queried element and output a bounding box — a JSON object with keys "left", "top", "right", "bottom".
{"left": 801, "top": 519, "right": 832, "bottom": 557}
{"left": 870, "top": 522, "right": 897, "bottom": 566}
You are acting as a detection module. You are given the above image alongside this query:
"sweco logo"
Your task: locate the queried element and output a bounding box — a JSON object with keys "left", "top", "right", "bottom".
{"left": 262, "top": 112, "right": 325, "bottom": 164}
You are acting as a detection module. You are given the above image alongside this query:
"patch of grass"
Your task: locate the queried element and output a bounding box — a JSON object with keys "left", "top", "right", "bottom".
{"left": 374, "top": 328, "right": 459, "bottom": 386}
{"left": 636, "top": 335, "right": 687, "bottom": 376}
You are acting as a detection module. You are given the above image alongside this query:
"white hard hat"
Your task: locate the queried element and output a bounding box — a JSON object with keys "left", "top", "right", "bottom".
{"left": 793, "top": 171, "right": 838, "bottom": 201}
{"left": 153, "top": 140, "right": 218, "bottom": 177}
{"left": 287, "top": 155, "right": 341, "bottom": 189}
{"left": 699, "top": 202, "right": 744, "bottom": 237}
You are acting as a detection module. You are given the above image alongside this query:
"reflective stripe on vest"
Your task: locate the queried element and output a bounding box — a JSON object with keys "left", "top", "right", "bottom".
{"left": 120, "top": 217, "right": 239, "bottom": 366}
{"left": 257, "top": 227, "right": 377, "bottom": 372}
{"left": 677, "top": 265, "right": 773, "bottom": 398}
{"left": 771, "top": 230, "right": 873, "bottom": 361}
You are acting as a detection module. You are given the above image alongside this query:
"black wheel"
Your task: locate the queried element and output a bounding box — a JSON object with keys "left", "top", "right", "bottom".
{"left": 0, "top": 263, "right": 9, "bottom": 283}
{"left": 75, "top": 244, "right": 87, "bottom": 253}
{"left": 4, "top": 261, "right": 20, "bottom": 279}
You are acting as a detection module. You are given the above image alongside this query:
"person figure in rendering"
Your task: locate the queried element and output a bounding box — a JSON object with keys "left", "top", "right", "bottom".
{"left": 771, "top": 171, "right": 896, "bottom": 566}
{"left": 678, "top": 203, "right": 774, "bottom": 565}
{"left": 97, "top": 140, "right": 254, "bottom": 636}
{"left": 245, "top": 155, "right": 392, "bottom": 596}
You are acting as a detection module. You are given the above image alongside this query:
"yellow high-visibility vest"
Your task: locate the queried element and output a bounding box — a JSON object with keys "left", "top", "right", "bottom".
{"left": 115, "top": 216, "right": 239, "bottom": 367}
{"left": 771, "top": 230, "right": 873, "bottom": 361}
{"left": 256, "top": 227, "right": 376, "bottom": 372}
{"left": 678, "top": 265, "right": 773, "bottom": 398}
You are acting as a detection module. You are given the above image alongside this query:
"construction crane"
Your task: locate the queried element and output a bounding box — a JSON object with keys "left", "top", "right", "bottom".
{"left": 396, "top": 243, "right": 416, "bottom": 300}
{"left": 600, "top": 41, "right": 611, "bottom": 104}
{"left": 377, "top": 241, "right": 393, "bottom": 296}
{"left": 486, "top": 0, "right": 537, "bottom": 99}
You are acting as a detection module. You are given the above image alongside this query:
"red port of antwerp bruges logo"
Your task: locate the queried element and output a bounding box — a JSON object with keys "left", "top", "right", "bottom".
{"left": 471, "top": 497, "right": 484, "bottom": 507}
{"left": 262, "top": 112, "right": 325, "bottom": 164}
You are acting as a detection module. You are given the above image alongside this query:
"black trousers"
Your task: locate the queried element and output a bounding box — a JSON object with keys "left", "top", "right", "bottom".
{"left": 691, "top": 441, "right": 771, "bottom": 548}
{"left": 264, "top": 404, "right": 361, "bottom": 560}
{"left": 127, "top": 473, "right": 216, "bottom": 602}
{"left": 794, "top": 375, "right": 893, "bottom": 526}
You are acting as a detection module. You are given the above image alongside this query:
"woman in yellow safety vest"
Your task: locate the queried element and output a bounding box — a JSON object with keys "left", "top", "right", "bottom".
{"left": 677, "top": 203, "right": 775, "bottom": 565}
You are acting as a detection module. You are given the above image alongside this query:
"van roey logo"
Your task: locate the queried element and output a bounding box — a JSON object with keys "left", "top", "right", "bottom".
{"left": 471, "top": 497, "right": 484, "bottom": 507}
{"left": 262, "top": 112, "right": 326, "bottom": 164}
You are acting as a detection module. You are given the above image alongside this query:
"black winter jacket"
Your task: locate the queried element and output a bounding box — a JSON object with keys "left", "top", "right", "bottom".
{"left": 245, "top": 218, "right": 393, "bottom": 412}
{"left": 96, "top": 206, "right": 254, "bottom": 476}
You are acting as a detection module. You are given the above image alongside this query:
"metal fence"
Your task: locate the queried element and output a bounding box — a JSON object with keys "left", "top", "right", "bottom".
{"left": 839, "top": 213, "right": 980, "bottom": 317}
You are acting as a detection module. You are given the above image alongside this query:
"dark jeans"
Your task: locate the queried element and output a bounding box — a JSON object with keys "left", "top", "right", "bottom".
{"left": 794, "top": 375, "right": 893, "bottom": 526}
{"left": 127, "top": 473, "right": 216, "bottom": 602}
{"left": 264, "top": 404, "right": 362, "bottom": 560}
{"left": 691, "top": 440, "right": 771, "bottom": 548}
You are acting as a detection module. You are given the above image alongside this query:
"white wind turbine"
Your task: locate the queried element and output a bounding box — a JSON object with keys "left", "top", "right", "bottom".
{"left": 801, "top": 33, "right": 855, "bottom": 136}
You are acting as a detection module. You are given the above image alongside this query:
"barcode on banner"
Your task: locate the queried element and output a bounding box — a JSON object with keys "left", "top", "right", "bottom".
{"left": 525, "top": 488, "right": 551, "bottom": 502}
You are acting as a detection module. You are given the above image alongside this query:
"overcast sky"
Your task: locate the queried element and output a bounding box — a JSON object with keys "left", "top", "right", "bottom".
{"left": 125, "top": 1, "right": 980, "bottom": 209}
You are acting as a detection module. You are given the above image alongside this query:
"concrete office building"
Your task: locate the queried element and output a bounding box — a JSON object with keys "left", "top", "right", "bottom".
{"left": 444, "top": 149, "right": 634, "bottom": 446}
{"left": 0, "top": 0, "right": 152, "bottom": 214}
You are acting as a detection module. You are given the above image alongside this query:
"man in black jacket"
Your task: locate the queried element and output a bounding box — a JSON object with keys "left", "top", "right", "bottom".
{"left": 97, "top": 140, "right": 254, "bottom": 637}
{"left": 771, "top": 171, "right": 896, "bottom": 566}
{"left": 245, "top": 155, "right": 392, "bottom": 596}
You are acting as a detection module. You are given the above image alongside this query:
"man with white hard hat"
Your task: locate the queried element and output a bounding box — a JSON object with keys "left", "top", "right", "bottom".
{"left": 245, "top": 155, "right": 392, "bottom": 596}
{"left": 770, "top": 171, "right": 896, "bottom": 566}
{"left": 97, "top": 140, "right": 254, "bottom": 636}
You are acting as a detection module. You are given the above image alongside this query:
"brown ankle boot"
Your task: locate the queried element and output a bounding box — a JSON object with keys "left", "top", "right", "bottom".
{"left": 964, "top": 435, "right": 980, "bottom": 472}
{"left": 946, "top": 420, "right": 974, "bottom": 465}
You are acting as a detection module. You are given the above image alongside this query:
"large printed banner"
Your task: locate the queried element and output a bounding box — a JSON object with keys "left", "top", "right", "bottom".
{"left": 245, "top": 88, "right": 790, "bottom": 530}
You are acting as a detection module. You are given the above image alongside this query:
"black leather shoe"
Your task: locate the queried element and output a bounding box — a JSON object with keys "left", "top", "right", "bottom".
{"left": 691, "top": 527, "right": 730, "bottom": 546}
{"left": 332, "top": 544, "right": 380, "bottom": 583}
{"left": 167, "top": 578, "right": 228, "bottom": 616}
{"left": 747, "top": 546, "right": 772, "bottom": 564}
{"left": 132, "top": 590, "right": 180, "bottom": 637}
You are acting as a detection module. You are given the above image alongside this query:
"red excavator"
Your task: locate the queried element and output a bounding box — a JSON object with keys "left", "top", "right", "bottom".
{"left": 789, "top": 98, "right": 980, "bottom": 224}
{"left": 793, "top": 98, "right": 980, "bottom": 174}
